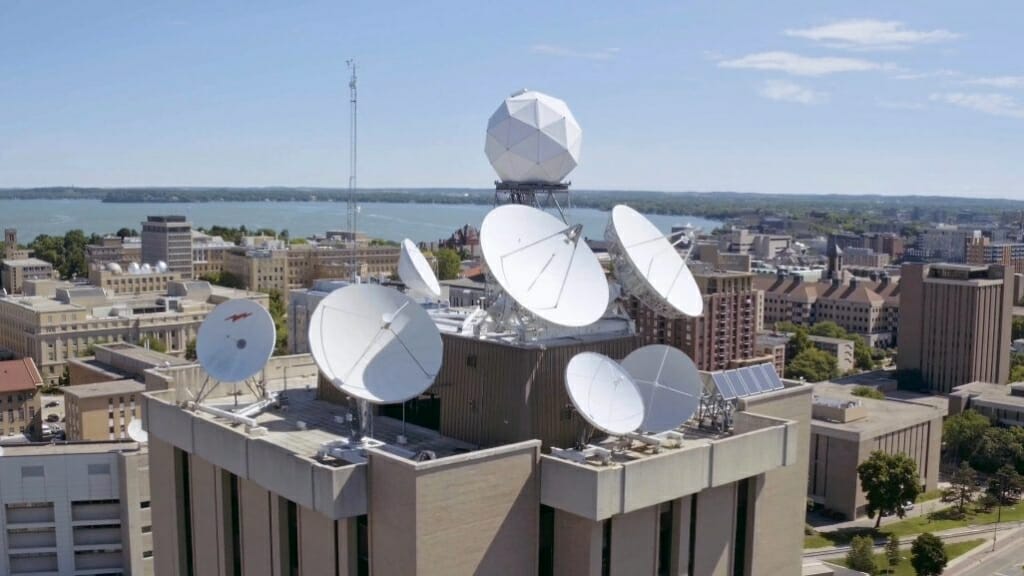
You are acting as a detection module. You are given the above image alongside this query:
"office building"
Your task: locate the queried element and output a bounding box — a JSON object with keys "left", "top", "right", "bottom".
{"left": 85, "top": 236, "right": 143, "bottom": 270}
{"left": 756, "top": 276, "right": 900, "bottom": 348}
{"left": 63, "top": 379, "right": 146, "bottom": 441}
{"left": 862, "top": 233, "right": 905, "bottom": 261}
{"left": 809, "top": 336, "right": 856, "bottom": 374}
{"left": 141, "top": 216, "right": 193, "bottom": 278}
{"left": 950, "top": 381, "right": 1024, "bottom": 426}
{"left": 630, "top": 270, "right": 760, "bottom": 371}
{"left": 808, "top": 382, "right": 942, "bottom": 519}
{"left": 0, "top": 281, "right": 264, "bottom": 386}
{"left": 965, "top": 236, "right": 1024, "bottom": 275}
{"left": 0, "top": 442, "right": 151, "bottom": 575}
{"left": 842, "top": 247, "right": 890, "bottom": 269}
{"left": 191, "top": 231, "right": 234, "bottom": 279}
{"left": 1, "top": 258, "right": 58, "bottom": 295}
{"left": 898, "top": 263, "right": 1013, "bottom": 393}
{"left": 287, "top": 279, "right": 349, "bottom": 355}
{"left": 0, "top": 358, "right": 43, "bottom": 440}
{"left": 223, "top": 242, "right": 401, "bottom": 294}
{"left": 88, "top": 264, "right": 182, "bottom": 295}
{"left": 142, "top": 352, "right": 811, "bottom": 576}
{"left": 917, "top": 226, "right": 980, "bottom": 262}
{"left": 68, "top": 342, "right": 191, "bottom": 386}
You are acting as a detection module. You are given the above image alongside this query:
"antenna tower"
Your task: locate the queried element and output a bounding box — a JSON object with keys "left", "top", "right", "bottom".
{"left": 346, "top": 59, "right": 359, "bottom": 281}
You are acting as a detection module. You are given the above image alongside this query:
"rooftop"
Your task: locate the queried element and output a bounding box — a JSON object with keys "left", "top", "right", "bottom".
{"left": 0, "top": 440, "right": 142, "bottom": 457}
{"left": 952, "top": 381, "right": 1024, "bottom": 409}
{"left": 1, "top": 258, "right": 53, "bottom": 267}
{"left": 0, "top": 358, "right": 43, "bottom": 393}
{"left": 63, "top": 379, "right": 146, "bottom": 400}
{"left": 810, "top": 382, "right": 942, "bottom": 439}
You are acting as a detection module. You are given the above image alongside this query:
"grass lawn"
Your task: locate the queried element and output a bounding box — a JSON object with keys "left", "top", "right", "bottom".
{"left": 837, "top": 538, "right": 984, "bottom": 575}
{"left": 915, "top": 488, "right": 945, "bottom": 503}
{"left": 805, "top": 502, "right": 1024, "bottom": 549}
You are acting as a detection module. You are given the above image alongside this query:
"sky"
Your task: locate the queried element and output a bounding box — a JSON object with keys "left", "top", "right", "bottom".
{"left": 1, "top": 1, "right": 1023, "bottom": 198}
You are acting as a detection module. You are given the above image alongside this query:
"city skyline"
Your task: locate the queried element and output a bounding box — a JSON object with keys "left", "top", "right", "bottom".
{"left": 2, "top": 1, "right": 1023, "bottom": 198}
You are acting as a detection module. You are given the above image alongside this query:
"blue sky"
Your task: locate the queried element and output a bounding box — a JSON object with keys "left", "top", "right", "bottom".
{"left": 1, "top": 1, "right": 1022, "bottom": 198}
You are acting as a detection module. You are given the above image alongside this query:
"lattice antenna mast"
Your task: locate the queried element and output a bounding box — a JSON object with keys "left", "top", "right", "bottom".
{"left": 346, "top": 59, "right": 359, "bottom": 281}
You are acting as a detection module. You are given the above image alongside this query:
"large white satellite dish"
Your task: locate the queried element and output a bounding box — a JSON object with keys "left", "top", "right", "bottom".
{"left": 606, "top": 204, "right": 703, "bottom": 318}
{"left": 565, "top": 352, "right": 645, "bottom": 436}
{"left": 480, "top": 204, "right": 608, "bottom": 327}
{"left": 126, "top": 419, "right": 148, "bottom": 443}
{"left": 621, "top": 345, "right": 702, "bottom": 433}
{"left": 398, "top": 239, "right": 442, "bottom": 299}
{"left": 309, "top": 284, "right": 442, "bottom": 404}
{"left": 197, "top": 299, "right": 276, "bottom": 383}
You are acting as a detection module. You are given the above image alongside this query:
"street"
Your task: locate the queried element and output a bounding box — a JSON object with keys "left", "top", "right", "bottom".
{"left": 949, "top": 529, "right": 1024, "bottom": 576}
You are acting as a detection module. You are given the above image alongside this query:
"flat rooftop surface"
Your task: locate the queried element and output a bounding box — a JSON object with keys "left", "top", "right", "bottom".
{"left": 64, "top": 379, "right": 146, "bottom": 399}
{"left": 97, "top": 343, "right": 190, "bottom": 367}
{"left": 812, "top": 382, "right": 941, "bottom": 436}
{"left": 0, "top": 440, "right": 142, "bottom": 457}
{"left": 954, "top": 381, "right": 1024, "bottom": 408}
{"left": 194, "top": 388, "right": 476, "bottom": 463}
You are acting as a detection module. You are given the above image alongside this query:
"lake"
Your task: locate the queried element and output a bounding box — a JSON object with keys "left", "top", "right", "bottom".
{"left": 0, "top": 199, "right": 721, "bottom": 243}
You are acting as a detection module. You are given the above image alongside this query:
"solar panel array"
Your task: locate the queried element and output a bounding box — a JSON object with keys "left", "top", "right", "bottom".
{"left": 710, "top": 363, "right": 784, "bottom": 401}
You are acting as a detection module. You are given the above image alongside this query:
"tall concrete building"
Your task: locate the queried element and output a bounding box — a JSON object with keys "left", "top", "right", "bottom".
{"left": 1, "top": 258, "right": 58, "bottom": 295}
{"left": 0, "top": 442, "right": 152, "bottom": 575}
{"left": 141, "top": 216, "right": 193, "bottom": 278}
{"left": 630, "top": 270, "right": 760, "bottom": 371}
{"left": 898, "top": 263, "right": 1014, "bottom": 393}
{"left": 965, "top": 236, "right": 1024, "bottom": 275}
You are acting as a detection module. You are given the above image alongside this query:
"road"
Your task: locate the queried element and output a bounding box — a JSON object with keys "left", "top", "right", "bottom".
{"left": 949, "top": 528, "right": 1024, "bottom": 576}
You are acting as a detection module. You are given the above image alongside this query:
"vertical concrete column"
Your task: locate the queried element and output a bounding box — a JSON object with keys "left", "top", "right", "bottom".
{"left": 150, "top": 439, "right": 183, "bottom": 576}
{"left": 189, "top": 455, "right": 224, "bottom": 576}
{"left": 336, "top": 518, "right": 358, "bottom": 576}
{"left": 298, "top": 505, "right": 336, "bottom": 576}
{"left": 693, "top": 483, "right": 736, "bottom": 576}
{"left": 553, "top": 510, "right": 602, "bottom": 576}
{"left": 238, "top": 478, "right": 274, "bottom": 576}
{"left": 610, "top": 505, "right": 658, "bottom": 576}
{"left": 671, "top": 496, "right": 693, "bottom": 576}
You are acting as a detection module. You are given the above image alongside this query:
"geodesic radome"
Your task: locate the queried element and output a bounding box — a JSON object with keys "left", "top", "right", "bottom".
{"left": 484, "top": 90, "right": 582, "bottom": 184}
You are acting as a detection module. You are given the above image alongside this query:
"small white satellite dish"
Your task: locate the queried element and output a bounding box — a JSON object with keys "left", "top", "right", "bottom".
{"left": 127, "top": 419, "right": 148, "bottom": 443}
{"left": 155, "top": 260, "right": 169, "bottom": 273}
{"left": 565, "top": 352, "right": 644, "bottom": 436}
{"left": 480, "top": 204, "right": 608, "bottom": 327}
{"left": 197, "top": 299, "right": 276, "bottom": 383}
{"left": 308, "top": 284, "right": 442, "bottom": 404}
{"left": 398, "top": 239, "right": 442, "bottom": 299}
{"left": 106, "top": 262, "right": 123, "bottom": 274}
{"left": 621, "top": 345, "right": 701, "bottom": 433}
{"left": 606, "top": 204, "right": 703, "bottom": 318}
{"left": 127, "top": 262, "right": 141, "bottom": 274}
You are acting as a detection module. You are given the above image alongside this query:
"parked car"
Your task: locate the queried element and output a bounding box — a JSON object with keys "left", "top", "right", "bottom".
{"left": 45, "top": 413, "right": 60, "bottom": 423}
{"left": 902, "top": 501, "right": 914, "bottom": 512}
{"left": 44, "top": 400, "right": 60, "bottom": 408}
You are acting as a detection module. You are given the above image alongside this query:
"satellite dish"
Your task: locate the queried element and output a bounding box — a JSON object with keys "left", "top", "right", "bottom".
{"left": 155, "top": 261, "right": 169, "bottom": 273}
{"left": 127, "top": 262, "right": 141, "bottom": 274}
{"left": 398, "top": 239, "right": 442, "bottom": 299}
{"left": 308, "top": 284, "right": 442, "bottom": 404}
{"left": 621, "top": 345, "right": 701, "bottom": 432}
{"left": 106, "top": 262, "right": 123, "bottom": 274}
{"left": 565, "top": 352, "right": 644, "bottom": 436}
{"left": 606, "top": 204, "right": 703, "bottom": 318}
{"left": 480, "top": 204, "right": 608, "bottom": 327}
{"left": 197, "top": 299, "right": 276, "bottom": 383}
{"left": 127, "top": 419, "right": 148, "bottom": 442}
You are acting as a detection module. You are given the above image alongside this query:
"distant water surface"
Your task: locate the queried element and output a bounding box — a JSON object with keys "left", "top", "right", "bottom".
{"left": 0, "top": 199, "right": 721, "bottom": 243}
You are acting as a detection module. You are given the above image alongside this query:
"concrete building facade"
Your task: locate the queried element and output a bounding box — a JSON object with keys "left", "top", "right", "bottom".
{"left": 1, "top": 258, "right": 58, "bottom": 295}
{"left": 0, "top": 358, "right": 43, "bottom": 440}
{"left": 141, "top": 216, "right": 193, "bottom": 279}
{"left": 898, "top": 263, "right": 1013, "bottom": 393}
{"left": 63, "top": 379, "right": 146, "bottom": 442}
{"left": 0, "top": 442, "right": 152, "bottom": 576}
{"left": 808, "top": 383, "right": 942, "bottom": 520}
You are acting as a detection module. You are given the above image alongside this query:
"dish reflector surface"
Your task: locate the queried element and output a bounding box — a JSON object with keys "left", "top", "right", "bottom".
{"left": 127, "top": 419, "right": 148, "bottom": 442}
{"left": 565, "top": 352, "right": 644, "bottom": 436}
{"left": 398, "top": 239, "right": 442, "bottom": 298}
{"left": 481, "top": 204, "right": 608, "bottom": 327}
{"left": 309, "top": 284, "right": 442, "bottom": 404}
{"left": 197, "top": 299, "right": 276, "bottom": 383}
{"left": 621, "top": 345, "right": 701, "bottom": 432}
{"left": 606, "top": 204, "right": 703, "bottom": 318}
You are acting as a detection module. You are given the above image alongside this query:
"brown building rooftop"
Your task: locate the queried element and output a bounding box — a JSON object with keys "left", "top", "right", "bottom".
{"left": 0, "top": 358, "right": 43, "bottom": 393}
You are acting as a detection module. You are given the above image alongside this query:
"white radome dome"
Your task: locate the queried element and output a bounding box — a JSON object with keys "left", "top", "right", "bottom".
{"left": 485, "top": 89, "right": 582, "bottom": 184}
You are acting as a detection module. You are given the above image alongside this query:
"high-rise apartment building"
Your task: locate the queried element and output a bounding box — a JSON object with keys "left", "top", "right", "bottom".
{"left": 629, "top": 270, "right": 760, "bottom": 371}
{"left": 141, "top": 216, "right": 193, "bottom": 278}
{"left": 898, "top": 263, "right": 1014, "bottom": 393}
{"left": 965, "top": 236, "right": 1024, "bottom": 275}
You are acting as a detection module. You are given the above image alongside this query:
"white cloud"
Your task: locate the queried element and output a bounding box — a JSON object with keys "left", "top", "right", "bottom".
{"left": 530, "top": 44, "right": 620, "bottom": 61}
{"left": 964, "top": 76, "right": 1024, "bottom": 89}
{"left": 892, "top": 69, "right": 959, "bottom": 81}
{"left": 785, "top": 19, "right": 959, "bottom": 50}
{"left": 875, "top": 100, "right": 928, "bottom": 111}
{"left": 759, "top": 80, "right": 826, "bottom": 104}
{"left": 718, "top": 51, "right": 885, "bottom": 76}
{"left": 930, "top": 92, "right": 1024, "bottom": 119}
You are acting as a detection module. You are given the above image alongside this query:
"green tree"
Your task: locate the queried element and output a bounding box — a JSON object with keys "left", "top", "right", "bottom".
{"left": 809, "top": 321, "right": 874, "bottom": 371}
{"left": 115, "top": 227, "right": 138, "bottom": 238}
{"left": 268, "top": 290, "right": 288, "bottom": 356}
{"left": 987, "top": 464, "right": 1024, "bottom": 505}
{"left": 884, "top": 534, "right": 901, "bottom": 574}
{"left": 909, "top": 533, "right": 947, "bottom": 576}
{"left": 138, "top": 336, "right": 167, "bottom": 353}
{"left": 787, "top": 348, "right": 837, "bottom": 382}
{"left": 943, "top": 410, "right": 990, "bottom": 464}
{"left": 846, "top": 535, "right": 878, "bottom": 575}
{"left": 434, "top": 248, "right": 461, "bottom": 281}
{"left": 971, "top": 427, "right": 1024, "bottom": 473}
{"left": 858, "top": 451, "right": 922, "bottom": 528}
{"left": 185, "top": 338, "right": 197, "bottom": 361}
{"left": 1012, "top": 364, "right": 1024, "bottom": 383}
{"left": 57, "top": 366, "right": 70, "bottom": 387}
{"left": 948, "top": 461, "right": 977, "bottom": 517}
{"left": 199, "top": 271, "right": 246, "bottom": 290}
{"left": 788, "top": 327, "right": 812, "bottom": 357}
{"left": 852, "top": 386, "right": 885, "bottom": 400}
